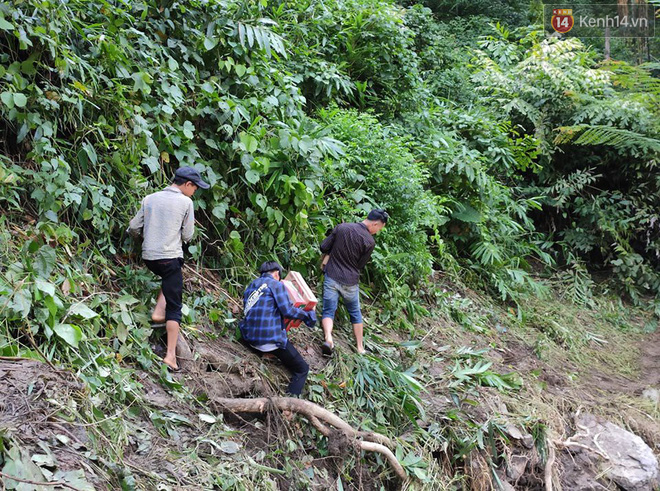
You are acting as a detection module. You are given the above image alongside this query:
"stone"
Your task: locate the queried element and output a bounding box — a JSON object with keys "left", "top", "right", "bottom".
{"left": 506, "top": 454, "right": 528, "bottom": 482}
{"left": 176, "top": 333, "right": 193, "bottom": 368}
{"left": 494, "top": 472, "right": 515, "bottom": 491}
{"left": 505, "top": 424, "right": 524, "bottom": 440}
{"left": 572, "top": 413, "right": 659, "bottom": 491}
{"left": 641, "top": 388, "right": 659, "bottom": 405}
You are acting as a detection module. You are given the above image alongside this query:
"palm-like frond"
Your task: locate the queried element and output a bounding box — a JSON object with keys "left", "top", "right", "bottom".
{"left": 554, "top": 124, "right": 660, "bottom": 153}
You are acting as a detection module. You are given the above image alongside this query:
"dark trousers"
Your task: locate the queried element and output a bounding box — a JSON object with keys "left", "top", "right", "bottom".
{"left": 272, "top": 341, "right": 309, "bottom": 396}
{"left": 144, "top": 258, "right": 183, "bottom": 323}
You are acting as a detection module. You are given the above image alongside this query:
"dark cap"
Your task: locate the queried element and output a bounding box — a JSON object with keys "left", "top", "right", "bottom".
{"left": 367, "top": 209, "right": 389, "bottom": 223}
{"left": 174, "top": 166, "right": 210, "bottom": 189}
{"left": 259, "top": 261, "right": 282, "bottom": 274}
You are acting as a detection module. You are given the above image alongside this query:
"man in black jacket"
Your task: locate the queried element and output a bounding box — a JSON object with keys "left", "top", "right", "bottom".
{"left": 319, "top": 209, "right": 388, "bottom": 355}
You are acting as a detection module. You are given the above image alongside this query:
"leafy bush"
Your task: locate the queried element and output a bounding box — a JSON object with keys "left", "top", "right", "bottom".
{"left": 473, "top": 26, "right": 660, "bottom": 301}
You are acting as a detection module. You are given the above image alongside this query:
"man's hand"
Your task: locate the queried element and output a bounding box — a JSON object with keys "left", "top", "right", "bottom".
{"left": 321, "top": 254, "right": 329, "bottom": 272}
{"left": 305, "top": 310, "right": 317, "bottom": 328}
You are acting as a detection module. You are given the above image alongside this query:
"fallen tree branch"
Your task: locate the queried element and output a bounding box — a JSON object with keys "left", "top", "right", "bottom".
{"left": 0, "top": 471, "right": 82, "bottom": 490}
{"left": 212, "top": 396, "right": 406, "bottom": 481}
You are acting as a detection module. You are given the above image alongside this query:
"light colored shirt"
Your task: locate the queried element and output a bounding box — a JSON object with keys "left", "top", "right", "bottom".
{"left": 251, "top": 343, "right": 278, "bottom": 352}
{"left": 128, "top": 186, "right": 194, "bottom": 260}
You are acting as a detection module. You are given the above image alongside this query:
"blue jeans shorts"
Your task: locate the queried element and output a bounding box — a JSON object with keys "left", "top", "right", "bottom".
{"left": 321, "top": 275, "right": 363, "bottom": 324}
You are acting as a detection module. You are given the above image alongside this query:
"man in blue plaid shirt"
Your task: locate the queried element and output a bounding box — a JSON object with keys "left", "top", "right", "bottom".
{"left": 240, "top": 261, "right": 317, "bottom": 396}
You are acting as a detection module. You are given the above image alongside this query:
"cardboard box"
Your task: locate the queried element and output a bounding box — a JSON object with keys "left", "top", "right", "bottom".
{"left": 282, "top": 271, "right": 317, "bottom": 329}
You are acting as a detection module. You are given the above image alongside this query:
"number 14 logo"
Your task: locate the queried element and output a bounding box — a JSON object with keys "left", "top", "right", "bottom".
{"left": 552, "top": 8, "right": 574, "bottom": 33}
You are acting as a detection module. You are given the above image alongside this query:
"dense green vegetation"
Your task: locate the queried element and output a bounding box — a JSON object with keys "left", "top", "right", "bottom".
{"left": 0, "top": 0, "right": 658, "bottom": 489}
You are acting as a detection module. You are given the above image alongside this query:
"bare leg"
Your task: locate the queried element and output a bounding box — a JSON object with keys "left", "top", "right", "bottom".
{"left": 353, "top": 323, "right": 365, "bottom": 354}
{"left": 163, "top": 320, "right": 180, "bottom": 370}
{"left": 322, "top": 317, "right": 334, "bottom": 348}
{"left": 152, "top": 290, "right": 166, "bottom": 323}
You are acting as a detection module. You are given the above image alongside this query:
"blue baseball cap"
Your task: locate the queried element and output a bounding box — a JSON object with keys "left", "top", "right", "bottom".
{"left": 175, "top": 166, "right": 210, "bottom": 189}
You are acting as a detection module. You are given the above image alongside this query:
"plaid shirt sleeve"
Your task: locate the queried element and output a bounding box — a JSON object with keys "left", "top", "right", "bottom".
{"left": 240, "top": 275, "right": 313, "bottom": 348}
{"left": 270, "top": 280, "right": 314, "bottom": 323}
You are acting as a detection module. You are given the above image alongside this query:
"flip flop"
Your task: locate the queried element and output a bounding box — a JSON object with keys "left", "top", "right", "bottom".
{"left": 321, "top": 342, "right": 334, "bottom": 357}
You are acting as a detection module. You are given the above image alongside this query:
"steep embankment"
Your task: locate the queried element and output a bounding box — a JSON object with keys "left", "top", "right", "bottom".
{"left": 1, "top": 264, "right": 657, "bottom": 490}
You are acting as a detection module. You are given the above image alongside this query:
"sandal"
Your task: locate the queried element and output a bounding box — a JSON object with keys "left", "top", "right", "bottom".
{"left": 321, "top": 341, "right": 334, "bottom": 357}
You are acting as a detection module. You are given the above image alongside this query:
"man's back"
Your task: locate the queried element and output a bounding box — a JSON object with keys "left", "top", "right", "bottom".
{"left": 130, "top": 186, "right": 194, "bottom": 260}
{"left": 321, "top": 222, "right": 375, "bottom": 286}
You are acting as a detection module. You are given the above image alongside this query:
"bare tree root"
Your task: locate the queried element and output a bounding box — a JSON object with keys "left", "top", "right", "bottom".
{"left": 545, "top": 442, "right": 556, "bottom": 491}
{"left": 212, "top": 396, "right": 407, "bottom": 482}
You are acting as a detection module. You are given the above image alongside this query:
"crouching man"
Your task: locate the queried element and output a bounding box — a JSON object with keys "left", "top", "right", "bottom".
{"left": 240, "top": 262, "right": 317, "bottom": 397}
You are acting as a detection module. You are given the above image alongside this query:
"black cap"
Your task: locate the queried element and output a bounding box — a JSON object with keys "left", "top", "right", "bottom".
{"left": 259, "top": 261, "right": 282, "bottom": 274}
{"left": 175, "top": 166, "right": 210, "bottom": 189}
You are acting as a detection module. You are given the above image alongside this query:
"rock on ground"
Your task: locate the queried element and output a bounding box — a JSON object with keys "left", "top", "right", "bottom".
{"left": 569, "top": 413, "right": 659, "bottom": 491}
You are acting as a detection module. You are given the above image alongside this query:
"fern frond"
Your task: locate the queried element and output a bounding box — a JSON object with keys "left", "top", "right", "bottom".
{"left": 554, "top": 124, "right": 660, "bottom": 153}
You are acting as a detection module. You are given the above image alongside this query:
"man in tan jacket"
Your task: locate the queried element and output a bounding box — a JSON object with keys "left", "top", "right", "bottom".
{"left": 128, "top": 166, "right": 209, "bottom": 370}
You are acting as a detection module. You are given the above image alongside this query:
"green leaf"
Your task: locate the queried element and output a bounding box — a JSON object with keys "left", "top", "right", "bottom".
{"left": 142, "top": 156, "right": 160, "bottom": 173}
{"left": 0, "top": 16, "right": 14, "bottom": 31}
{"left": 255, "top": 193, "right": 267, "bottom": 210}
{"left": 245, "top": 169, "right": 260, "bottom": 184}
{"left": 68, "top": 303, "right": 98, "bottom": 319}
{"left": 452, "top": 203, "right": 482, "bottom": 223}
{"left": 10, "top": 289, "right": 32, "bottom": 318}
{"left": 116, "top": 323, "right": 128, "bottom": 343}
{"left": 117, "top": 295, "right": 139, "bottom": 307}
{"left": 83, "top": 143, "right": 97, "bottom": 164}
{"left": 245, "top": 169, "right": 261, "bottom": 184}
{"left": 240, "top": 133, "right": 258, "bottom": 153}
{"left": 35, "top": 279, "right": 56, "bottom": 296}
{"left": 131, "top": 72, "right": 152, "bottom": 95}
{"left": 183, "top": 120, "right": 195, "bottom": 139}
{"left": 351, "top": 189, "right": 367, "bottom": 203}
{"left": 1, "top": 91, "right": 14, "bottom": 108}
{"left": 54, "top": 323, "right": 84, "bottom": 348}
{"left": 33, "top": 245, "right": 57, "bottom": 278}
{"left": 203, "top": 37, "right": 218, "bottom": 51}
{"left": 13, "top": 93, "right": 27, "bottom": 108}
{"left": 234, "top": 64, "right": 246, "bottom": 77}
{"left": 44, "top": 295, "right": 59, "bottom": 319}
{"left": 53, "top": 469, "right": 95, "bottom": 491}
{"left": 212, "top": 203, "right": 228, "bottom": 219}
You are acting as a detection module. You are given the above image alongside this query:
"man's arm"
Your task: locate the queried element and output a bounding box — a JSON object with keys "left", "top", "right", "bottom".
{"left": 181, "top": 201, "right": 195, "bottom": 243}
{"left": 271, "top": 281, "right": 315, "bottom": 324}
{"left": 127, "top": 199, "right": 145, "bottom": 238}
{"left": 356, "top": 241, "right": 375, "bottom": 272}
{"left": 319, "top": 226, "right": 337, "bottom": 254}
